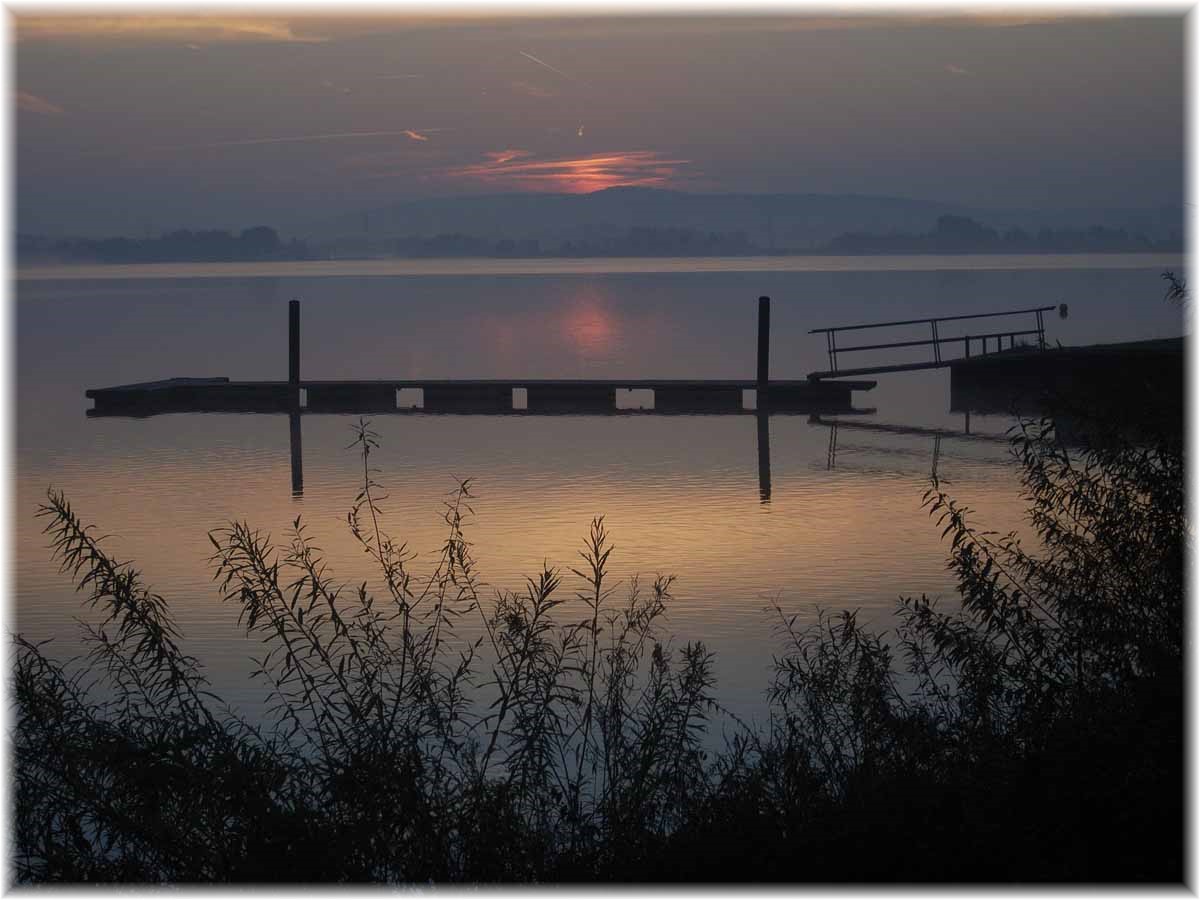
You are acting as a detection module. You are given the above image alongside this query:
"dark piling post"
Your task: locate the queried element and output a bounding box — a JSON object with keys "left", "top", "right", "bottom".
{"left": 288, "top": 300, "right": 300, "bottom": 402}
{"left": 757, "top": 296, "right": 771, "bottom": 389}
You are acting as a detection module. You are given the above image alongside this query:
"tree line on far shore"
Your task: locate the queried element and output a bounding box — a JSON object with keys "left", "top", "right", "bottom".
{"left": 17, "top": 215, "right": 1181, "bottom": 264}
{"left": 16, "top": 226, "right": 312, "bottom": 264}
{"left": 826, "top": 214, "right": 1179, "bottom": 255}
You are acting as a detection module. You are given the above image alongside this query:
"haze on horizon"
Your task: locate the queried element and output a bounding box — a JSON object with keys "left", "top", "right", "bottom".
{"left": 14, "top": 11, "right": 1185, "bottom": 237}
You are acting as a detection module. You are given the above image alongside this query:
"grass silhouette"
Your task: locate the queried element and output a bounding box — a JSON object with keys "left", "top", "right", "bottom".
{"left": 14, "top": 411, "right": 1183, "bottom": 883}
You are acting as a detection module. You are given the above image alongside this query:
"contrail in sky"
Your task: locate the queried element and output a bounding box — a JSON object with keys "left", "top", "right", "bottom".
{"left": 148, "top": 129, "right": 446, "bottom": 152}
{"left": 519, "top": 50, "right": 578, "bottom": 83}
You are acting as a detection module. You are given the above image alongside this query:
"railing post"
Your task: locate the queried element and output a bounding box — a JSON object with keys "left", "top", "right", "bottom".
{"left": 964, "top": 335, "right": 971, "bottom": 358}
{"left": 757, "top": 296, "right": 771, "bottom": 388}
{"left": 288, "top": 299, "right": 300, "bottom": 404}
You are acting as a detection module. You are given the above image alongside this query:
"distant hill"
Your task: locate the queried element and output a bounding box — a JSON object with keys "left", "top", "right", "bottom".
{"left": 20, "top": 190, "right": 1182, "bottom": 264}
{"left": 289, "top": 187, "right": 1183, "bottom": 251}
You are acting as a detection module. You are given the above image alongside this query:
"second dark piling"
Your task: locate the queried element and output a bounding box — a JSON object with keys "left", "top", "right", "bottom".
{"left": 288, "top": 299, "right": 300, "bottom": 402}
{"left": 757, "top": 296, "right": 771, "bottom": 389}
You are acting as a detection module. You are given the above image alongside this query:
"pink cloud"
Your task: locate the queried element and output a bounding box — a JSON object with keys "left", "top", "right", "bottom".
{"left": 442, "top": 149, "right": 693, "bottom": 193}
{"left": 16, "top": 90, "right": 64, "bottom": 115}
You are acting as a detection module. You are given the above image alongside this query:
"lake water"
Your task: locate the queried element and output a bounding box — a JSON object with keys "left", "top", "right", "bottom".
{"left": 14, "top": 254, "right": 1185, "bottom": 722}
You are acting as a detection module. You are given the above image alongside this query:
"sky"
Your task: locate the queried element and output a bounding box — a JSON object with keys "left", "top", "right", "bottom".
{"left": 12, "top": 11, "right": 1187, "bottom": 235}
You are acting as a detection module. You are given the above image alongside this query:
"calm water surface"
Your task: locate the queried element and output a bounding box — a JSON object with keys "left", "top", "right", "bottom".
{"left": 15, "top": 255, "right": 1185, "bottom": 720}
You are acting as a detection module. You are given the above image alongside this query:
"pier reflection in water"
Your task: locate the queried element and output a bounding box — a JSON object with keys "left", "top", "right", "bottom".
{"left": 98, "top": 404, "right": 795, "bottom": 504}
{"left": 91, "top": 401, "right": 999, "bottom": 512}
{"left": 289, "top": 410, "right": 303, "bottom": 497}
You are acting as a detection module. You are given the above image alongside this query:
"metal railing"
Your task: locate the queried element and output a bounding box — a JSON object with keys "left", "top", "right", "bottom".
{"left": 808, "top": 305, "right": 1055, "bottom": 380}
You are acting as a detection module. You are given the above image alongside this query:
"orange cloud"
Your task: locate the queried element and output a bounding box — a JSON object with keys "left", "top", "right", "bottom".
{"left": 14, "top": 13, "right": 1084, "bottom": 47}
{"left": 16, "top": 16, "right": 326, "bottom": 43}
{"left": 403, "top": 129, "right": 430, "bottom": 142}
{"left": 512, "top": 14, "right": 1081, "bottom": 43}
{"left": 486, "top": 149, "right": 533, "bottom": 165}
{"left": 16, "top": 91, "right": 64, "bottom": 115}
{"left": 444, "top": 149, "right": 692, "bottom": 193}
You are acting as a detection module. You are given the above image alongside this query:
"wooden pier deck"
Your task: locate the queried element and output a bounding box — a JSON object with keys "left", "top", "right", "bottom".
{"left": 81, "top": 298, "right": 1176, "bottom": 501}
{"left": 86, "top": 376, "right": 878, "bottom": 416}
{"left": 86, "top": 296, "right": 881, "bottom": 417}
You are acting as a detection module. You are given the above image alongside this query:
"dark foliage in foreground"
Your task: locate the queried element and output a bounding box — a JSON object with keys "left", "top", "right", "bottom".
{"left": 14, "top": 413, "right": 1183, "bottom": 883}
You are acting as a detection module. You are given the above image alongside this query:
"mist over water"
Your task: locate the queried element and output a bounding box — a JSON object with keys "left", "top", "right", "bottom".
{"left": 15, "top": 257, "right": 1184, "bottom": 719}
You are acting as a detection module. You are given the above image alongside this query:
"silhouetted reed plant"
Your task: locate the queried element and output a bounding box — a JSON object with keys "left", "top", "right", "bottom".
{"left": 15, "top": 412, "right": 1182, "bottom": 882}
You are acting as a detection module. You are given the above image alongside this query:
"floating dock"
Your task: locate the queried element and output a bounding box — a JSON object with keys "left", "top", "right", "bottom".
{"left": 86, "top": 297, "right": 877, "bottom": 417}
{"left": 82, "top": 296, "right": 1181, "bottom": 504}
{"left": 86, "top": 377, "right": 877, "bottom": 417}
